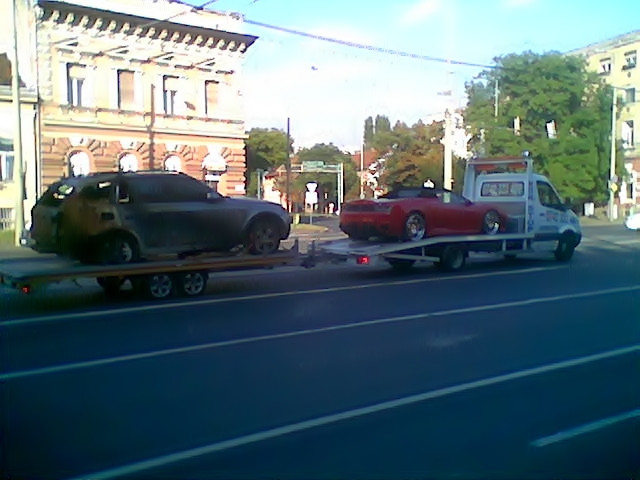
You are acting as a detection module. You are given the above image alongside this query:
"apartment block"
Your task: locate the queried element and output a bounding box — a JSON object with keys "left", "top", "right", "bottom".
{"left": 570, "top": 30, "right": 640, "bottom": 209}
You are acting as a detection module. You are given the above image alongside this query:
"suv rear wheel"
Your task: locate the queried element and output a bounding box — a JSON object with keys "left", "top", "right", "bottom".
{"left": 247, "top": 219, "right": 281, "bottom": 255}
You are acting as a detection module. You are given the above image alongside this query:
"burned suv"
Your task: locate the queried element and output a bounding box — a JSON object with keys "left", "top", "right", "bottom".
{"left": 30, "top": 171, "right": 291, "bottom": 264}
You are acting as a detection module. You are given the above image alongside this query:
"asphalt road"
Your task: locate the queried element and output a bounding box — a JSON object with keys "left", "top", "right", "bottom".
{"left": 1, "top": 224, "right": 639, "bottom": 479}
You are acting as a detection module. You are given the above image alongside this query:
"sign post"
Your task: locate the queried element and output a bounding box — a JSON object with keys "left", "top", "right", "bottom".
{"left": 305, "top": 182, "right": 318, "bottom": 225}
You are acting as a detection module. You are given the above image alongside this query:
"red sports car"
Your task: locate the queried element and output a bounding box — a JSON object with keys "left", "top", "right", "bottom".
{"left": 340, "top": 187, "right": 506, "bottom": 242}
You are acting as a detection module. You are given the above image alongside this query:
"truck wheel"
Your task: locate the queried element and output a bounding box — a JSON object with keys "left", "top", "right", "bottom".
{"left": 177, "top": 271, "right": 208, "bottom": 297}
{"left": 98, "top": 233, "right": 139, "bottom": 265}
{"left": 134, "top": 273, "right": 174, "bottom": 299}
{"left": 404, "top": 212, "right": 426, "bottom": 242}
{"left": 97, "top": 276, "right": 124, "bottom": 296}
{"left": 247, "top": 219, "right": 281, "bottom": 255}
{"left": 438, "top": 245, "right": 466, "bottom": 272}
{"left": 387, "top": 258, "right": 416, "bottom": 272}
{"left": 482, "top": 210, "right": 501, "bottom": 234}
{"left": 554, "top": 233, "right": 576, "bottom": 262}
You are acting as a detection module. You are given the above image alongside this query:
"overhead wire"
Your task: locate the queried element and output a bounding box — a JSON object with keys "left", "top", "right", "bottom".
{"left": 243, "top": 19, "right": 495, "bottom": 69}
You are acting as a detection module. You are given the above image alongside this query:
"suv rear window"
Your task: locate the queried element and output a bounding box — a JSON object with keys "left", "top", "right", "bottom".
{"left": 36, "top": 182, "right": 77, "bottom": 207}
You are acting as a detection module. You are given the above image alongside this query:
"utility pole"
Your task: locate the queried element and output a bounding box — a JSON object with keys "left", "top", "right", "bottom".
{"left": 609, "top": 90, "right": 618, "bottom": 221}
{"left": 359, "top": 143, "right": 364, "bottom": 198}
{"left": 494, "top": 77, "right": 499, "bottom": 118}
{"left": 11, "top": 0, "right": 25, "bottom": 246}
{"left": 443, "top": 108, "right": 453, "bottom": 190}
{"left": 285, "top": 116, "right": 291, "bottom": 212}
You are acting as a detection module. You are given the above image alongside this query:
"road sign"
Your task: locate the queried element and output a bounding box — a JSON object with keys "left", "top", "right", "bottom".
{"left": 303, "top": 161, "right": 324, "bottom": 171}
{"left": 305, "top": 182, "right": 318, "bottom": 205}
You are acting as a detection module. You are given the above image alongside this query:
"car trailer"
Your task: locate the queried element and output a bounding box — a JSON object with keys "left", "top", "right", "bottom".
{"left": 0, "top": 241, "right": 304, "bottom": 300}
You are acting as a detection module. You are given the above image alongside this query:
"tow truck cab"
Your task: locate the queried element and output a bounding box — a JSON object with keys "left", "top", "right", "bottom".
{"left": 462, "top": 156, "right": 582, "bottom": 246}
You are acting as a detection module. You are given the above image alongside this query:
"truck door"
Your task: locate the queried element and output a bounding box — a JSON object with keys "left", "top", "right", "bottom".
{"left": 535, "top": 180, "right": 566, "bottom": 243}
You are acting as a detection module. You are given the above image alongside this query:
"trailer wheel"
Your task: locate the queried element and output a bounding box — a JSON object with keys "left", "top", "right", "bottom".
{"left": 554, "top": 232, "right": 576, "bottom": 262}
{"left": 404, "top": 212, "right": 426, "bottom": 242}
{"left": 97, "top": 276, "right": 124, "bottom": 296}
{"left": 177, "top": 271, "right": 208, "bottom": 297}
{"left": 387, "top": 258, "right": 416, "bottom": 272}
{"left": 482, "top": 210, "right": 501, "bottom": 234}
{"left": 438, "top": 245, "right": 466, "bottom": 272}
{"left": 134, "top": 273, "right": 174, "bottom": 299}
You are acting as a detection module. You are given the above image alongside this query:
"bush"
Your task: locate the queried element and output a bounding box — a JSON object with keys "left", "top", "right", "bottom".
{"left": 0, "top": 229, "right": 15, "bottom": 246}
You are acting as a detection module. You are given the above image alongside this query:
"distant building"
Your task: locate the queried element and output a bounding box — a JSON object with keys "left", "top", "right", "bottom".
{"left": 569, "top": 30, "right": 640, "bottom": 210}
{"left": 0, "top": 0, "right": 257, "bottom": 231}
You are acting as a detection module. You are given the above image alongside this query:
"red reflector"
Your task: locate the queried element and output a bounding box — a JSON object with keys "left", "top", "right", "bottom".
{"left": 356, "top": 256, "right": 370, "bottom": 265}
{"left": 21, "top": 285, "right": 31, "bottom": 294}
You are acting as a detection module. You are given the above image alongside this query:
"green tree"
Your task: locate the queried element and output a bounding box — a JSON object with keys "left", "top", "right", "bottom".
{"left": 363, "top": 116, "right": 374, "bottom": 147}
{"left": 245, "top": 128, "right": 292, "bottom": 196}
{"left": 464, "top": 51, "right": 617, "bottom": 205}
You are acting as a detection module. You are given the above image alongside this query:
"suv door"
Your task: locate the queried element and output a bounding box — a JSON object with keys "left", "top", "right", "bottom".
{"left": 115, "top": 176, "right": 168, "bottom": 251}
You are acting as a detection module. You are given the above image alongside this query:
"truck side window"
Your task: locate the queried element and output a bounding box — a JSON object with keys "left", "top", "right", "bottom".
{"left": 537, "top": 181, "right": 561, "bottom": 208}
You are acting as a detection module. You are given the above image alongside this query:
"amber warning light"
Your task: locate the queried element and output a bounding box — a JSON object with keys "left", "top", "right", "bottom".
{"left": 356, "top": 256, "right": 370, "bottom": 265}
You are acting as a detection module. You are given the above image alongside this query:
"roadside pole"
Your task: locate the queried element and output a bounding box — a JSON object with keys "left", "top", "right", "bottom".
{"left": 11, "top": 0, "right": 25, "bottom": 246}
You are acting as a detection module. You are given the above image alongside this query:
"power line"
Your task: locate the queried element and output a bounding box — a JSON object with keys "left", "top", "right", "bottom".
{"left": 244, "top": 19, "right": 495, "bottom": 69}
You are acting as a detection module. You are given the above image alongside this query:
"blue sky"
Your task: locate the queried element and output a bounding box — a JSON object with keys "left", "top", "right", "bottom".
{"left": 193, "top": 0, "right": 640, "bottom": 151}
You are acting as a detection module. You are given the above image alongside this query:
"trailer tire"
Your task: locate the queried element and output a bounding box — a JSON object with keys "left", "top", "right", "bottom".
{"left": 438, "top": 245, "right": 466, "bottom": 272}
{"left": 554, "top": 232, "right": 576, "bottom": 262}
{"left": 177, "top": 271, "right": 208, "bottom": 297}
{"left": 404, "top": 212, "right": 426, "bottom": 242}
{"left": 387, "top": 258, "right": 416, "bottom": 272}
{"left": 97, "top": 276, "right": 124, "bottom": 296}
{"left": 482, "top": 209, "right": 501, "bottom": 235}
{"left": 133, "top": 273, "right": 174, "bottom": 299}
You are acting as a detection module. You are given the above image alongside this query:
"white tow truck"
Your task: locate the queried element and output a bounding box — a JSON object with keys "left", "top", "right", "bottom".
{"left": 317, "top": 155, "right": 582, "bottom": 271}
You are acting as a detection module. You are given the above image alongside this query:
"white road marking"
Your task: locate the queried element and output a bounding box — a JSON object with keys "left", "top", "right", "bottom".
{"left": 66, "top": 344, "right": 640, "bottom": 480}
{"left": 531, "top": 409, "right": 640, "bottom": 447}
{"left": 2, "top": 285, "right": 639, "bottom": 381}
{"left": 2, "top": 265, "right": 566, "bottom": 328}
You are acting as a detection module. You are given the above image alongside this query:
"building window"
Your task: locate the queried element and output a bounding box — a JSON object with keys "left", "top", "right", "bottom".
{"left": 625, "top": 88, "right": 636, "bottom": 104}
{"left": 622, "top": 120, "right": 634, "bottom": 149}
{"left": 162, "top": 75, "right": 180, "bottom": 115}
{"left": 119, "top": 153, "right": 139, "bottom": 172}
{"left": 204, "top": 80, "right": 219, "bottom": 116}
{"left": 164, "top": 155, "right": 181, "bottom": 172}
{"left": 68, "top": 151, "right": 90, "bottom": 176}
{"left": 0, "top": 207, "right": 14, "bottom": 230}
{"left": 0, "top": 152, "right": 14, "bottom": 182}
{"left": 117, "top": 70, "right": 135, "bottom": 110}
{"left": 67, "top": 64, "right": 86, "bottom": 106}
{"left": 599, "top": 58, "right": 612, "bottom": 75}
{"left": 623, "top": 50, "right": 637, "bottom": 70}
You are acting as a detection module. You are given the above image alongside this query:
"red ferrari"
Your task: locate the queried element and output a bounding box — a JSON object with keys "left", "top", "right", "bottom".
{"left": 340, "top": 187, "right": 505, "bottom": 242}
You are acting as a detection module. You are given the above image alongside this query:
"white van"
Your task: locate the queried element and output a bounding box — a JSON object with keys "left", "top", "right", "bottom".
{"left": 462, "top": 155, "right": 582, "bottom": 260}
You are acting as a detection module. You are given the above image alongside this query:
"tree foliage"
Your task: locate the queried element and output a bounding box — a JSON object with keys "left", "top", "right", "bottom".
{"left": 365, "top": 117, "right": 445, "bottom": 191}
{"left": 294, "top": 143, "right": 359, "bottom": 204}
{"left": 464, "top": 51, "right": 618, "bottom": 205}
{"left": 245, "top": 128, "right": 292, "bottom": 196}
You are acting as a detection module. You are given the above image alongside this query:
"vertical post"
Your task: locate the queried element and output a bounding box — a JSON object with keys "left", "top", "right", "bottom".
{"left": 359, "top": 143, "right": 364, "bottom": 198}
{"left": 11, "top": 0, "right": 25, "bottom": 246}
{"left": 285, "top": 116, "right": 291, "bottom": 213}
{"left": 148, "top": 83, "right": 156, "bottom": 170}
{"left": 494, "top": 77, "right": 499, "bottom": 118}
{"left": 609, "top": 91, "right": 617, "bottom": 221}
{"left": 443, "top": 109, "right": 453, "bottom": 190}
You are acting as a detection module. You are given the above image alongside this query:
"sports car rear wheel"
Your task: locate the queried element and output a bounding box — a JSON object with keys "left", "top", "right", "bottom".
{"left": 482, "top": 209, "right": 501, "bottom": 235}
{"left": 404, "top": 212, "right": 426, "bottom": 242}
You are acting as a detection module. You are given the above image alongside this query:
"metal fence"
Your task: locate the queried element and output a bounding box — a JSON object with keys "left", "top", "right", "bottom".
{"left": 0, "top": 208, "right": 14, "bottom": 230}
